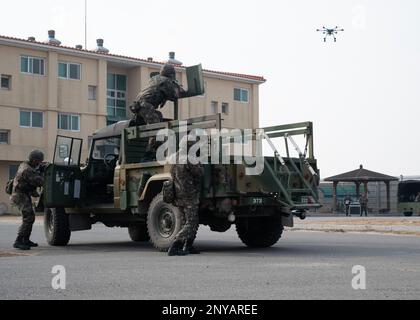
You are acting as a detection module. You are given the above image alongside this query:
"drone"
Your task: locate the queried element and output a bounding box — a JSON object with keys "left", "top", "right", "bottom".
{"left": 316, "top": 26, "right": 344, "bottom": 42}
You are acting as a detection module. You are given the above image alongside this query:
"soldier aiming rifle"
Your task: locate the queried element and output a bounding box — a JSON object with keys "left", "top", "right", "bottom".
{"left": 9, "top": 150, "right": 48, "bottom": 250}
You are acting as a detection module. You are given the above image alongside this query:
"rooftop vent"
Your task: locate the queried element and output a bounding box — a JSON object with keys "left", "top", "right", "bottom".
{"left": 46, "top": 30, "right": 61, "bottom": 45}
{"left": 167, "top": 51, "right": 182, "bottom": 65}
{"left": 28, "top": 37, "right": 36, "bottom": 42}
{"left": 75, "top": 45, "right": 83, "bottom": 50}
{"left": 95, "top": 39, "right": 109, "bottom": 53}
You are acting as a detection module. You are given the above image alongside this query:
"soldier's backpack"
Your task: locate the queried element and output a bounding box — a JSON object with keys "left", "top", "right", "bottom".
{"left": 5, "top": 179, "right": 14, "bottom": 195}
{"left": 162, "top": 180, "right": 175, "bottom": 204}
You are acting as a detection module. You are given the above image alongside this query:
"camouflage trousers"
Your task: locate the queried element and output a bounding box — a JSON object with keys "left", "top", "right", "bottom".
{"left": 133, "top": 101, "right": 163, "bottom": 153}
{"left": 10, "top": 193, "right": 35, "bottom": 238}
{"left": 173, "top": 203, "right": 199, "bottom": 245}
{"left": 132, "top": 101, "right": 163, "bottom": 124}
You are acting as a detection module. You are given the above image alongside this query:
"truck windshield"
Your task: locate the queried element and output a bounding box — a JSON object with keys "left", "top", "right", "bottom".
{"left": 92, "top": 137, "right": 121, "bottom": 160}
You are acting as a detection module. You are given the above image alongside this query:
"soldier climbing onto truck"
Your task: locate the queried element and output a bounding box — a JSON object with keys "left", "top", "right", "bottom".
{"left": 129, "top": 63, "right": 187, "bottom": 161}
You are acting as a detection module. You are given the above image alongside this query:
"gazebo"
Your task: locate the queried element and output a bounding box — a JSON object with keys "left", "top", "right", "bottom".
{"left": 324, "top": 165, "right": 399, "bottom": 213}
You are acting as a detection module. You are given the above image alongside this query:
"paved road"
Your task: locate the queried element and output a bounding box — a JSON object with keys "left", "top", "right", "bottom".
{"left": 0, "top": 219, "right": 419, "bottom": 300}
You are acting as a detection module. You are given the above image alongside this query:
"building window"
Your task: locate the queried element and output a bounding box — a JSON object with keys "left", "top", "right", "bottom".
{"left": 88, "top": 86, "right": 97, "bottom": 100}
{"left": 21, "top": 56, "right": 45, "bottom": 75}
{"left": 222, "top": 102, "right": 229, "bottom": 115}
{"left": 107, "top": 73, "right": 127, "bottom": 119}
{"left": 58, "top": 114, "right": 80, "bottom": 131}
{"left": 1, "top": 75, "right": 11, "bottom": 89}
{"left": 150, "top": 72, "right": 160, "bottom": 78}
{"left": 9, "top": 165, "right": 19, "bottom": 180}
{"left": 19, "top": 110, "right": 43, "bottom": 128}
{"left": 234, "top": 88, "right": 249, "bottom": 103}
{"left": 0, "top": 130, "right": 10, "bottom": 144}
{"left": 58, "top": 62, "right": 81, "bottom": 80}
{"left": 211, "top": 101, "right": 218, "bottom": 114}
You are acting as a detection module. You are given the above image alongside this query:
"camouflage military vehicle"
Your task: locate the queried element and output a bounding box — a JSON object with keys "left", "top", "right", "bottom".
{"left": 40, "top": 66, "right": 321, "bottom": 251}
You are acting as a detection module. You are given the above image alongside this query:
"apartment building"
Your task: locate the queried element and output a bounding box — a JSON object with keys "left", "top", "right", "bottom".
{"left": 0, "top": 31, "right": 265, "bottom": 213}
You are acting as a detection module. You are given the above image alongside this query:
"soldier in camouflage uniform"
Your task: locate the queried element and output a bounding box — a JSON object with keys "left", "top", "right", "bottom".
{"left": 168, "top": 150, "right": 204, "bottom": 256}
{"left": 130, "top": 63, "right": 186, "bottom": 160}
{"left": 10, "top": 150, "right": 45, "bottom": 250}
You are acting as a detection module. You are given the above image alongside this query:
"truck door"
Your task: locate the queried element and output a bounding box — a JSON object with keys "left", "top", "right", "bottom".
{"left": 44, "top": 136, "right": 84, "bottom": 208}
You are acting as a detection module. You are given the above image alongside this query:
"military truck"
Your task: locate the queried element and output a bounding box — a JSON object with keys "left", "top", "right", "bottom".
{"left": 40, "top": 65, "right": 322, "bottom": 251}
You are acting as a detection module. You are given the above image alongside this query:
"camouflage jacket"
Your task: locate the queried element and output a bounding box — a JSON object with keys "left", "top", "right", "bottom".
{"left": 135, "top": 75, "right": 185, "bottom": 109}
{"left": 12, "top": 162, "right": 44, "bottom": 195}
{"left": 170, "top": 160, "right": 204, "bottom": 205}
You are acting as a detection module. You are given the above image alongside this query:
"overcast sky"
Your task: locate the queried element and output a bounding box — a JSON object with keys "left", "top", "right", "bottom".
{"left": 1, "top": 0, "right": 419, "bottom": 178}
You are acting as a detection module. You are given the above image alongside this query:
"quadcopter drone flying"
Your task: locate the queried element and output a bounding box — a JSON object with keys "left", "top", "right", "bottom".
{"left": 316, "top": 26, "right": 344, "bottom": 42}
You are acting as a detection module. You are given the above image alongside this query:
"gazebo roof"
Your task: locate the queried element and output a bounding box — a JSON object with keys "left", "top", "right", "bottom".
{"left": 324, "top": 165, "right": 399, "bottom": 183}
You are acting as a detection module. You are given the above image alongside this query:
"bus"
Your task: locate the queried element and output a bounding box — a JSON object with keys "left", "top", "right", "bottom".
{"left": 397, "top": 180, "right": 420, "bottom": 217}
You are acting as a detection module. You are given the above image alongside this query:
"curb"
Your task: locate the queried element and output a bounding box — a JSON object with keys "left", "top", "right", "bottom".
{"left": 290, "top": 224, "right": 420, "bottom": 236}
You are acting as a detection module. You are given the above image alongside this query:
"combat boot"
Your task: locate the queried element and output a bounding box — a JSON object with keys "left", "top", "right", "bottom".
{"left": 187, "top": 246, "right": 201, "bottom": 254}
{"left": 13, "top": 236, "right": 30, "bottom": 251}
{"left": 185, "top": 240, "right": 200, "bottom": 254}
{"left": 24, "top": 237, "right": 38, "bottom": 248}
{"left": 168, "top": 241, "right": 188, "bottom": 256}
{"left": 185, "top": 243, "right": 200, "bottom": 254}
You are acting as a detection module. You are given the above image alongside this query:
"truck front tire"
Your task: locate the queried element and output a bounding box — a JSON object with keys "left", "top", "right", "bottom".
{"left": 44, "top": 208, "right": 71, "bottom": 246}
{"left": 147, "top": 193, "right": 185, "bottom": 252}
{"left": 128, "top": 224, "right": 150, "bottom": 242}
{"left": 236, "top": 216, "right": 283, "bottom": 248}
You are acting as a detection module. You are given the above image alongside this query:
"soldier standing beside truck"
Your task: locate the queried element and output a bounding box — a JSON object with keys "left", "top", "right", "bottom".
{"left": 167, "top": 146, "right": 204, "bottom": 256}
{"left": 130, "top": 63, "right": 186, "bottom": 160}
{"left": 10, "top": 150, "right": 46, "bottom": 250}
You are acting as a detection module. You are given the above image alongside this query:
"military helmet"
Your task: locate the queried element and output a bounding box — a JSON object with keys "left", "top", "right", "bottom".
{"left": 160, "top": 63, "right": 176, "bottom": 79}
{"left": 28, "top": 149, "right": 44, "bottom": 162}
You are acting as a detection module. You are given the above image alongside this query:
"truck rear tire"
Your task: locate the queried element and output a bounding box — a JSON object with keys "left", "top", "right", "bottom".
{"left": 128, "top": 224, "right": 150, "bottom": 242}
{"left": 147, "top": 193, "right": 186, "bottom": 252}
{"left": 236, "top": 216, "right": 283, "bottom": 248}
{"left": 44, "top": 208, "right": 71, "bottom": 246}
